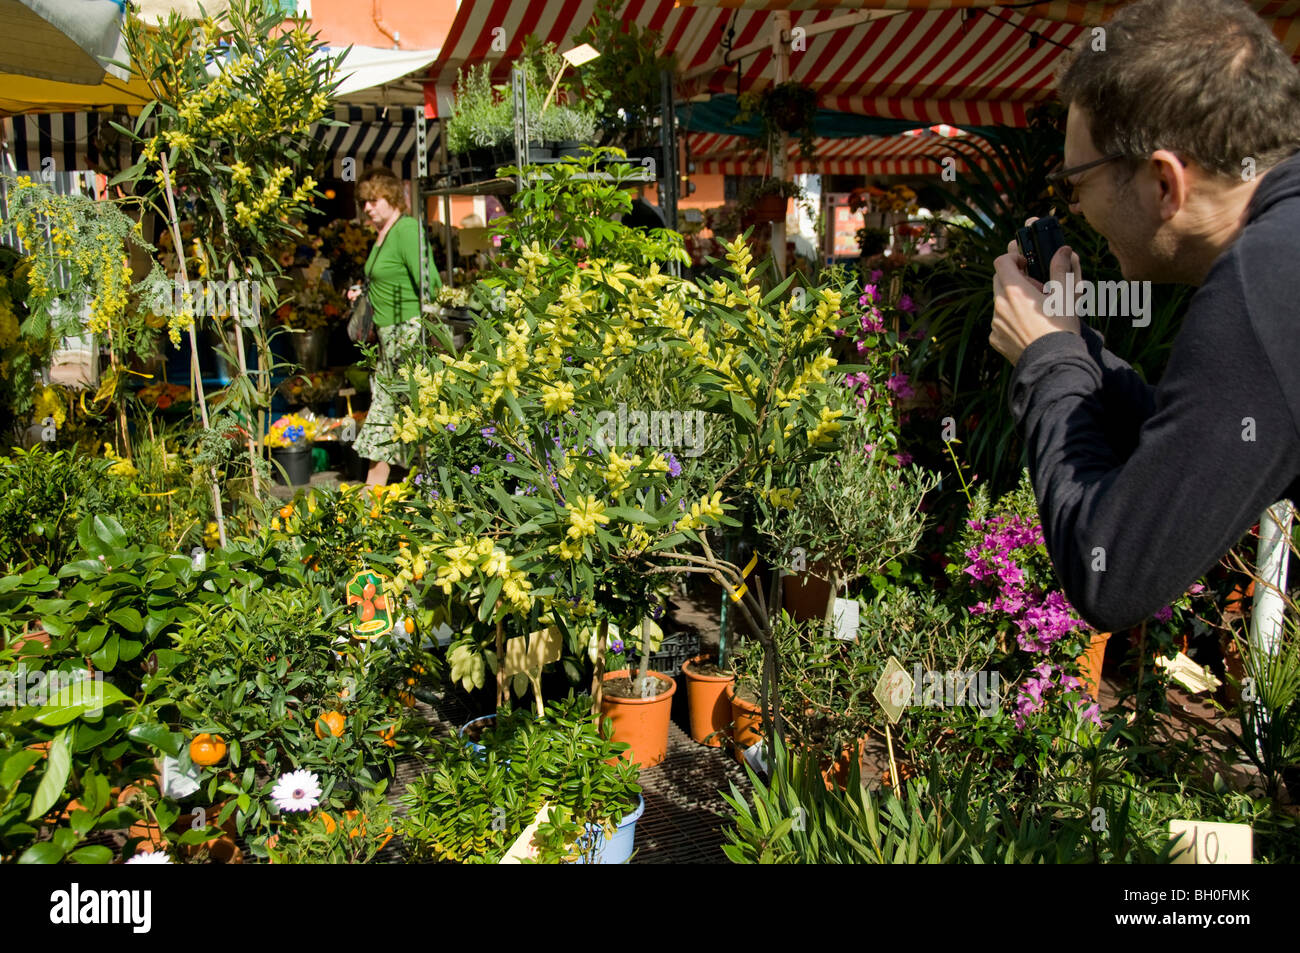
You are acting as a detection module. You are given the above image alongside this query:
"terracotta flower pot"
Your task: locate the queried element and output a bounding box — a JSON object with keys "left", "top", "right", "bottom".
{"left": 782, "top": 569, "right": 833, "bottom": 623}
{"left": 600, "top": 669, "right": 676, "bottom": 768}
{"left": 728, "top": 687, "right": 767, "bottom": 765}
{"left": 1075, "top": 631, "right": 1111, "bottom": 699}
{"left": 682, "top": 655, "right": 735, "bottom": 747}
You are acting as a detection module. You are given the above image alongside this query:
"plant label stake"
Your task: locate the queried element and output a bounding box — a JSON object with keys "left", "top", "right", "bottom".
{"left": 500, "top": 803, "right": 553, "bottom": 864}
{"left": 872, "top": 656, "right": 913, "bottom": 790}
{"left": 1168, "top": 819, "right": 1252, "bottom": 864}
{"left": 503, "top": 626, "right": 562, "bottom": 717}
{"left": 346, "top": 570, "right": 392, "bottom": 639}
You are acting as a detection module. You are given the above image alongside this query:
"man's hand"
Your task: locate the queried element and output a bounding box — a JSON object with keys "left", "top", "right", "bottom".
{"left": 991, "top": 222, "right": 1083, "bottom": 365}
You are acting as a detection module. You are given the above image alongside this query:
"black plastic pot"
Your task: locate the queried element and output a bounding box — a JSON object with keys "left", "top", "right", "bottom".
{"left": 524, "top": 143, "right": 553, "bottom": 162}
{"left": 548, "top": 140, "right": 586, "bottom": 159}
{"left": 271, "top": 446, "right": 313, "bottom": 486}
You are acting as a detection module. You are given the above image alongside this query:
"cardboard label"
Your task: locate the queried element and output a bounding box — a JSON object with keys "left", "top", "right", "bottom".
{"left": 345, "top": 569, "right": 392, "bottom": 638}
{"left": 1169, "top": 820, "right": 1252, "bottom": 864}
{"left": 832, "top": 597, "right": 859, "bottom": 641}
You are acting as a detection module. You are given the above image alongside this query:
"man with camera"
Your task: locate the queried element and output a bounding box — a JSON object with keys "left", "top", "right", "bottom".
{"left": 990, "top": 0, "right": 1300, "bottom": 632}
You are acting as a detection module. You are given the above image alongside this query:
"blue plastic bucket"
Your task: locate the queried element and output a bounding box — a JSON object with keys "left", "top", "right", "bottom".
{"left": 575, "top": 795, "right": 645, "bottom": 865}
{"left": 459, "top": 714, "right": 495, "bottom": 756}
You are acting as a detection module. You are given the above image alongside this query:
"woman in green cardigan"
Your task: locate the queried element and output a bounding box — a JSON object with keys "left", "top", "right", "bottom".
{"left": 349, "top": 167, "right": 440, "bottom": 485}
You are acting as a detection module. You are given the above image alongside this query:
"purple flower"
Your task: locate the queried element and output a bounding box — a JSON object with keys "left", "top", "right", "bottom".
{"left": 895, "top": 451, "right": 913, "bottom": 467}
{"left": 666, "top": 452, "right": 682, "bottom": 477}
{"left": 611, "top": 639, "right": 625, "bottom": 654}
{"left": 505, "top": 453, "right": 516, "bottom": 463}
{"left": 446, "top": 423, "right": 456, "bottom": 431}
{"left": 471, "top": 465, "right": 481, "bottom": 475}
{"left": 898, "top": 294, "right": 916, "bottom": 314}
{"left": 886, "top": 374, "right": 915, "bottom": 401}
{"left": 861, "top": 284, "right": 879, "bottom": 302}
{"left": 1154, "top": 605, "right": 1173, "bottom": 624}
{"left": 481, "top": 427, "right": 496, "bottom": 436}
{"left": 870, "top": 269, "right": 883, "bottom": 283}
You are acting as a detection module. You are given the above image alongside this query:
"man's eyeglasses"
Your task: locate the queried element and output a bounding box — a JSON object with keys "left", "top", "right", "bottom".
{"left": 1046, "top": 153, "right": 1126, "bottom": 205}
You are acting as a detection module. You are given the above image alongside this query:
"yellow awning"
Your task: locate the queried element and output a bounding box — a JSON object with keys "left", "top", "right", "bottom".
{"left": 0, "top": 71, "right": 153, "bottom": 117}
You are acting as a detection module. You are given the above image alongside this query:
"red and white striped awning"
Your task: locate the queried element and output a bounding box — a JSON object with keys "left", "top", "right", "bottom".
{"left": 428, "top": 2, "right": 1085, "bottom": 127}
{"left": 686, "top": 126, "right": 991, "bottom": 176}
{"left": 427, "top": 1, "right": 1300, "bottom": 139}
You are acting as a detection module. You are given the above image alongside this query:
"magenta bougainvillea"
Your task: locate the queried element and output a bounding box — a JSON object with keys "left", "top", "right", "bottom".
{"left": 960, "top": 511, "right": 1100, "bottom": 728}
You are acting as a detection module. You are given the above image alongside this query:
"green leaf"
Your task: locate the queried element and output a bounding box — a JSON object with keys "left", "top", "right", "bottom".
{"left": 107, "top": 607, "right": 143, "bottom": 632}
{"left": 68, "top": 845, "right": 113, "bottom": 864}
{"left": 1, "top": 748, "right": 44, "bottom": 786}
{"left": 27, "top": 728, "right": 72, "bottom": 820}
{"left": 127, "top": 723, "right": 183, "bottom": 757}
{"left": 34, "top": 679, "right": 129, "bottom": 726}
{"left": 17, "top": 841, "right": 65, "bottom": 864}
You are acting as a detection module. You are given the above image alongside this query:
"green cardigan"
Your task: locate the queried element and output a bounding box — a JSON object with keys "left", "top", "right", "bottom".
{"left": 363, "top": 215, "right": 441, "bottom": 327}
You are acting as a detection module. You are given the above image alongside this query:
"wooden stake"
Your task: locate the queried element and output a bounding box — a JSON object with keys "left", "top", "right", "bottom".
{"left": 159, "top": 153, "right": 226, "bottom": 547}
{"left": 495, "top": 617, "right": 506, "bottom": 713}
{"left": 591, "top": 617, "right": 609, "bottom": 717}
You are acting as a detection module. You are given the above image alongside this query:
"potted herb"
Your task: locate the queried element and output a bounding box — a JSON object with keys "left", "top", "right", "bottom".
{"left": 445, "top": 63, "right": 514, "bottom": 173}
{"left": 539, "top": 104, "right": 599, "bottom": 159}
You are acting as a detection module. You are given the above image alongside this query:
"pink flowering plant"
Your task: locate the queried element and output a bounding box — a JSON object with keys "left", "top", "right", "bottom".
{"left": 838, "top": 273, "right": 913, "bottom": 468}
{"left": 948, "top": 471, "right": 1098, "bottom": 729}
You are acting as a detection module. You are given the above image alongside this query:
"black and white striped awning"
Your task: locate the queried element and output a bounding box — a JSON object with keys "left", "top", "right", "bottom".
{"left": 2, "top": 106, "right": 439, "bottom": 181}
{"left": 0, "top": 110, "right": 133, "bottom": 174}
{"left": 312, "top": 105, "right": 439, "bottom": 181}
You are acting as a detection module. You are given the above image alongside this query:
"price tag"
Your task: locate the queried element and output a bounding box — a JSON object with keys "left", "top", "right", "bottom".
{"left": 872, "top": 656, "right": 914, "bottom": 725}
{"left": 832, "top": 597, "right": 859, "bottom": 641}
{"left": 1168, "top": 819, "right": 1252, "bottom": 864}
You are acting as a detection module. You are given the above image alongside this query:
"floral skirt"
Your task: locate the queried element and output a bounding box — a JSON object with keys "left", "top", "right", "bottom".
{"left": 353, "top": 319, "right": 421, "bottom": 468}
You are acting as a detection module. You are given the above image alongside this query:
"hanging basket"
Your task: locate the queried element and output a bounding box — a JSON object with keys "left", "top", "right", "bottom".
{"left": 746, "top": 194, "right": 789, "bottom": 224}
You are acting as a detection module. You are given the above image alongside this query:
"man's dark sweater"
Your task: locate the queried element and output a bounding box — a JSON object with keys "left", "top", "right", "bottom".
{"left": 1010, "top": 151, "right": 1300, "bottom": 633}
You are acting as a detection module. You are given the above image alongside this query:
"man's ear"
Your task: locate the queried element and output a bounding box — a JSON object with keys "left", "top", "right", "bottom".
{"left": 1151, "top": 149, "right": 1188, "bottom": 222}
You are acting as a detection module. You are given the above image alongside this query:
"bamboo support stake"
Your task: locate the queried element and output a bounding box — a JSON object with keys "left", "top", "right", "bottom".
{"left": 590, "top": 617, "right": 609, "bottom": 717}
{"left": 495, "top": 617, "right": 506, "bottom": 713}
{"left": 225, "top": 259, "right": 260, "bottom": 497}
{"left": 159, "top": 153, "right": 226, "bottom": 547}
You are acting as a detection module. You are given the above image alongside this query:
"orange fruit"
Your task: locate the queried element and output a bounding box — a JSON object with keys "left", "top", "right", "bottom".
{"left": 359, "top": 602, "right": 376, "bottom": 622}
{"left": 362, "top": 582, "right": 376, "bottom": 601}
{"left": 403, "top": 616, "right": 415, "bottom": 634}
{"left": 375, "top": 725, "right": 397, "bottom": 747}
{"left": 279, "top": 505, "right": 293, "bottom": 519}
{"left": 314, "top": 711, "right": 345, "bottom": 739}
{"left": 189, "top": 733, "right": 227, "bottom": 767}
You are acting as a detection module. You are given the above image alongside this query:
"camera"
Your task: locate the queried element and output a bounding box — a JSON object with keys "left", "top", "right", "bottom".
{"left": 1016, "top": 215, "right": 1067, "bottom": 284}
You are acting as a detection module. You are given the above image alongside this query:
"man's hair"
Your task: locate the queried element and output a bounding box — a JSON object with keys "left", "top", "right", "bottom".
{"left": 356, "top": 167, "right": 409, "bottom": 214}
{"left": 1057, "top": 0, "right": 1300, "bottom": 178}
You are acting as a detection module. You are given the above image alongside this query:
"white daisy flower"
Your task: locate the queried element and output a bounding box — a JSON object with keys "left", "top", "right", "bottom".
{"left": 272, "top": 769, "right": 322, "bottom": 812}
{"left": 125, "top": 851, "right": 172, "bottom": 864}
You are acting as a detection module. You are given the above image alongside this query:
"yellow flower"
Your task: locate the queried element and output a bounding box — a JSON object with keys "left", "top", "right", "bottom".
{"left": 540, "top": 380, "right": 575, "bottom": 416}
{"left": 566, "top": 496, "right": 609, "bottom": 540}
